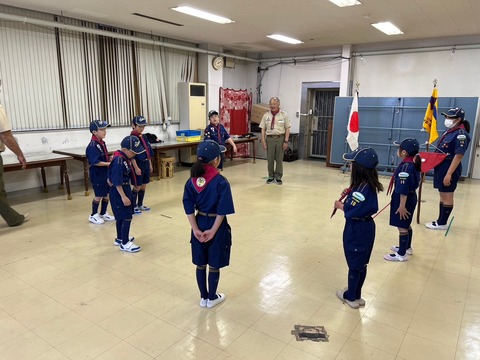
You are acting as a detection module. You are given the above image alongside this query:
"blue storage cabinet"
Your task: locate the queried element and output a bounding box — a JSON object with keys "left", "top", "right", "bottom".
{"left": 331, "top": 97, "right": 478, "bottom": 177}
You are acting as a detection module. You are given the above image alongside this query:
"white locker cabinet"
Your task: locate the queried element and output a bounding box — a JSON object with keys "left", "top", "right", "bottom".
{"left": 178, "top": 82, "right": 207, "bottom": 130}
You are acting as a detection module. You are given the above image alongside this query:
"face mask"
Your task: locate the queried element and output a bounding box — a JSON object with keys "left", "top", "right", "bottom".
{"left": 444, "top": 119, "right": 455, "bottom": 128}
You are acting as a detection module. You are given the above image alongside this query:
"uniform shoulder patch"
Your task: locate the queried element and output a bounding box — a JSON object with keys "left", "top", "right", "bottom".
{"left": 352, "top": 191, "right": 365, "bottom": 202}
{"left": 457, "top": 134, "right": 467, "bottom": 140}
{"left": 398, "top": 172, "right": 409, "bottom": 179}
{"left": 196, "top": 177, "right": 206, "bottom": 188}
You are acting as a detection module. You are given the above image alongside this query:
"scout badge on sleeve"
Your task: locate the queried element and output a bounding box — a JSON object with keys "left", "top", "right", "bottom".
{"left": 398, "top": 171, "right": 409, "bottom": 185}
{"left": 457, "top": 134, "right": 466, "bottom": 147}
{"left": 350, "top": 191, "right": 365, "bottom": 206}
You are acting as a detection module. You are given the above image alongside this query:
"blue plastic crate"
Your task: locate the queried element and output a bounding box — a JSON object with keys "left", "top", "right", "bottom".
{"left": 176, "top": 130, "right": 201, "bottom": 137}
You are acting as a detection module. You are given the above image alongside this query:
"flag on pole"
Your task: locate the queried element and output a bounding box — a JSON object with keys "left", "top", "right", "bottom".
{"left": 423, "top": 87, "right": 439, "bottom": 144}
{"left": 346, "top": 91, "right": 359, "bottom": 151}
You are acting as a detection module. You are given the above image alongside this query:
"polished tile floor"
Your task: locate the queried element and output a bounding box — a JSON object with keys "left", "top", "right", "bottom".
{"left": 1, "top": 158, "right": 480, "bottom": 360}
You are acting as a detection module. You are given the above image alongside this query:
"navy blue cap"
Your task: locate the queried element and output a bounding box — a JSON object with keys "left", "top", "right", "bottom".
{"left": 394, "top": 138, "right": 420, "bottom": 156}
{"left": 208, "top": 110, "right": 219, "bottom": 118}
{"left": 89, "top": 120, "right": 110, "bottom": 132}
{"left": 197, "top": 140, "right": 226, "bottom": 163}
{"left": 441, "top": 107, "right": 465, "bottom": 120}
{"left": 121, "top": 135, "right": 145, "bottom": 154}
{"left": 343, "top": 147, "right": 379, "bottom": 169}
{"left": 132, "top": 116, "right": 148, "bottom": 126}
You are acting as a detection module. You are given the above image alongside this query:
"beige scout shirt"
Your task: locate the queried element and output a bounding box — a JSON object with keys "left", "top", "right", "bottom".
{"left": 259, "top": 110, "right": 291, "bottom": 136}
{"left": 0, "top": 105, "right": 13, "bottom": 152}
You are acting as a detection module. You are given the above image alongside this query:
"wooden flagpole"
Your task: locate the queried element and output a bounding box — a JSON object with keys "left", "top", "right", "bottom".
{"left": 416, "top": 79, "right": 437, "bottom": 224}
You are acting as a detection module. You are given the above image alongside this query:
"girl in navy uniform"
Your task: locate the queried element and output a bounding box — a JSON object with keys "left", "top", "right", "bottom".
{"left": 384, "top": 138, "right": 421, "bottom": 262}
{"left": 130, "top": 116, "right": 154, "bottom": 214}
{"left": 109, "top": 135, "right": 145, "bottom": 253}
{"left": 86, "top": 120, "right": 115, "bottom": 225}
{"left": 204, "top": 110, "right": 237, "bottom": 170}
{"left": 426, "top": 107, "right": 471, "bottom": 230}
{"left": 334, "top": 147, "right": 383, "bottom": 309}
{"left": 183, "top": 140, "right": 235, "bottom": 308}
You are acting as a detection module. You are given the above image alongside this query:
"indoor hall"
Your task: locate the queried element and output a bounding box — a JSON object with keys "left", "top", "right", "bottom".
{"left": 1, "top": 159, "right": 479, "bottom": 360}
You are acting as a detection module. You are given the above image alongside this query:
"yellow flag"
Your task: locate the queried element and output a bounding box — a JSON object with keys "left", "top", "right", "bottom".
{"left": 423, "top": 87, "right": 439, "bottom": 144}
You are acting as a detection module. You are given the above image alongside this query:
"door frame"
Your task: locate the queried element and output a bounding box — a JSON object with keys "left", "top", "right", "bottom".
{"left": 299, "top": 81, "right": 340, "bottom": 159}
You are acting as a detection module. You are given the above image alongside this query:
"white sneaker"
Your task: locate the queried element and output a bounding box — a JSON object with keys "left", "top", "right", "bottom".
{"left": 120, "top": 240, "right": 141, "bottom": 253}
{"left": 390, "top": 246, "right": 413, "bottom": 256}
{"left": 425, "top": 221, "right": 447, "bottom": 230}
{"left": 101, "top": 212, "right": 115, "bottom": 221}
{"left": 199, "top": 298, "right": 208, "bottom": 307}
{"left": 114, "top": 237, "right": 135, "bottom": 246}
{"left": 138, "top": 205, "right": 150, "bottom": 211}
{"left": 207, "top": 293, "right": 225, "bottom": 308}
{"left": 89, "top": 213, "right": 105, "bottom": 225}
{"left": 384, "top": 252, "right": 408, "bottom": 262}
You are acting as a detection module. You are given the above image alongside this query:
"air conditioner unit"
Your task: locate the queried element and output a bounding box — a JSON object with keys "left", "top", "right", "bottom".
{"left": 178, "top": 82, "right": 207, "bottom": 130}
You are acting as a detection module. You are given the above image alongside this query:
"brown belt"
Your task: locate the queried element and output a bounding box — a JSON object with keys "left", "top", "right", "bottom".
{"left": 197, "top": 211, "right": 217, "bottom": 217}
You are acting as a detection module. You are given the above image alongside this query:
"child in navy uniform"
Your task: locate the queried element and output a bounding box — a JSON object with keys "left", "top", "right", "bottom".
{"left": 334, "top": 147, "right": 384, "bottom": 309}
{"left": 130, "top": 116, "right": 154, "bottom": 214}
{"left": 204, "top": 110, "right": 237, "bottom": 170}
{"left": 86, "top": 120, "right": 115, "bottom": 225}
{"left": 426, "top": 107, "right": 471, "bottom": 230}
{"left": 109, "top": 135, "right": 145, "bottom": 253}
{"left": 384, "top": 138, "right": 421, "bottom": 262}
{"left": 183, "top": 140, "right": 235, "bottom": 308}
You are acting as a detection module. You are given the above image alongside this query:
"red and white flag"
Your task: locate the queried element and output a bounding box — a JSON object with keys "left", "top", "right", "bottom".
{"left": 346, "top": 91, "right": 359, "bottom": 151}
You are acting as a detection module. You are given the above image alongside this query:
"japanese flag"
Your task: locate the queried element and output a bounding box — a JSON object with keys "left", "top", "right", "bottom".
{"left": 346, "top": 91, "right": 359, "bottom": 151}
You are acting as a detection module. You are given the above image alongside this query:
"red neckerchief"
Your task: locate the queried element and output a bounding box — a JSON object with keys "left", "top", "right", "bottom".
{"left": 113, "top": 150, "right": 137, "bottom": 186}
{"left": 387, "top": 156, "right": 414, "bottom": 195}
{"left": 91, "top": 135, "right": 108, "bottom": 160}
{"left": 131, "top": 131, "right": 151, "bottom": 159}
{"left": 210, "top": 124, "right": 222, "bottom": 144}
{"left": 270, "top": 110, "right": 279, "bottom": 130}
{"left": 436, "top": 124, "right": 465, "bottom": 150}
{"left": 191, "top": 164, "right": 220, "bottom": 193}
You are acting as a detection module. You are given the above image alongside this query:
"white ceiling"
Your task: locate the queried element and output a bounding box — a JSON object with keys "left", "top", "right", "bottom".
{"left": 2, "top": 0, "right": 480, "bottom": 56}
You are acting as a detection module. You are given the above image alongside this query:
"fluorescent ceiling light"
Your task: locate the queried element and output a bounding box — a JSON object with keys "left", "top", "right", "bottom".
{"left": 171, "top": 6, "right": 234, "bottom": 24}
{"left": 267, "top": 34, "right": 304, "bottom": 45}
{"left": 328, "top": 0, "right": 361, "bottom": 7}
{"left": 371, "top": 22, "right": 404, "bottom": 35}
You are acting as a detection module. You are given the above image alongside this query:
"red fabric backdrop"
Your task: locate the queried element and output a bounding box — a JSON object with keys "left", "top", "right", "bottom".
{"left": 219, "top": 88, "right": 252, "bottom": 157}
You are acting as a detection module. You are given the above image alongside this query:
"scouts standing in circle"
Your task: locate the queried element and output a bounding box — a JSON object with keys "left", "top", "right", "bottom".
{"left": 109, "top": 135, "right": 145, "bottom": 253}
{"left": 130, "top": 116, "right": 154, "bottom": 214}
{"left": 204, "top": 110, "right": 237, "bottom": 170}
{"left": 426, "top": 108, "right": 471, "bottom": 230}
{"left": 334, "top": 147, "right": 383, "bottom": 309}
{"left": 384, "top": 138, "right": 421, "bottom": 262}
{"left": 182, "top": 140, "right": 235, "bottom": 308}
{"left": 259, "top": 97, "right": 291, "bottom": 185}
{"left": 86, "top": 120, "right": 115, "bottom": 225}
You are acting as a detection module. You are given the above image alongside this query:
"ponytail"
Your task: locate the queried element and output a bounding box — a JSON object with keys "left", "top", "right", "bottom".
{"left": 190, "top": 160, "right": 205, "bottom": 178}
{"left": 413, "top": 154, "right": 422, "bottom": 172}
{"left": 462, "top": 119, "right": 471, "bottom": 133}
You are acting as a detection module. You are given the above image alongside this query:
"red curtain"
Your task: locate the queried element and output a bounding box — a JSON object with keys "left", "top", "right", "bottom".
{"left": 219, "top": 88, "right": 252, "bottom": 157}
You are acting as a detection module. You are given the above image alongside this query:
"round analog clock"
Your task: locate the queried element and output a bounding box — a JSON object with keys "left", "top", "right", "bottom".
{"left": 212, "top": 56, "right": 224, "bottom": 70}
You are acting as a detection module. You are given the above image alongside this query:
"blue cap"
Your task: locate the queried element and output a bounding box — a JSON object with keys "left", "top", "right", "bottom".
{"left": 208, "top": 110, "right": 219, "bottom": 118}
{"left": 441, "top": 107, "right": 465, "bottom": 120}
{"left": 343, "top": 147, "right": 379, "bottom": 169}
{"left": 120, "top": 135, "right": 145, "bottom": 154}
{"left": 132, "top": 116, "right": 148, "bottom": 126}
{"left": 197, "top": 140, "right": 226, "bottom": 163}
{"left": 394, "top": 138, "right": 419, "bottom": 156}
{"left": 89, "top": 120, "right": 110, "bottom": 133}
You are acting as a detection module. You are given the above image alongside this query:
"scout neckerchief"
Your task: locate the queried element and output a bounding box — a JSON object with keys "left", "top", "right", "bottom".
{"left": 208, "top": 123, "right": 222, "bottom": 144}
{"left": 436, "top": 124, "right": 466, "bottom": 152}
{"left": 191, "top": 164, "right": 220, "bottom": 193}
{"left": 113, "top": 150, "right": 137, "bottom": 187}
{"left": 270, "top": 110, "right": 279, "bottom": 130}
{"left": 387, "top": 156, "right": 414, "bottom": 195}
{"left": 91, "top": 135, "right": 108, "bottom": 161}
{"left": 131, "top": 131, "right": 151, "bottom": 159}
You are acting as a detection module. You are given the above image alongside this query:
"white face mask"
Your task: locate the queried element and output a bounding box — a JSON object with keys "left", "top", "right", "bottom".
{"left": 444, "top": 119, "right": 455, "bottom": 128}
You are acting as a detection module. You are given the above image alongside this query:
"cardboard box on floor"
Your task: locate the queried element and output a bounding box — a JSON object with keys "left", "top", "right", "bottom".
{"left": 251, "top": 103, "right": 270, "bottom": 124}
